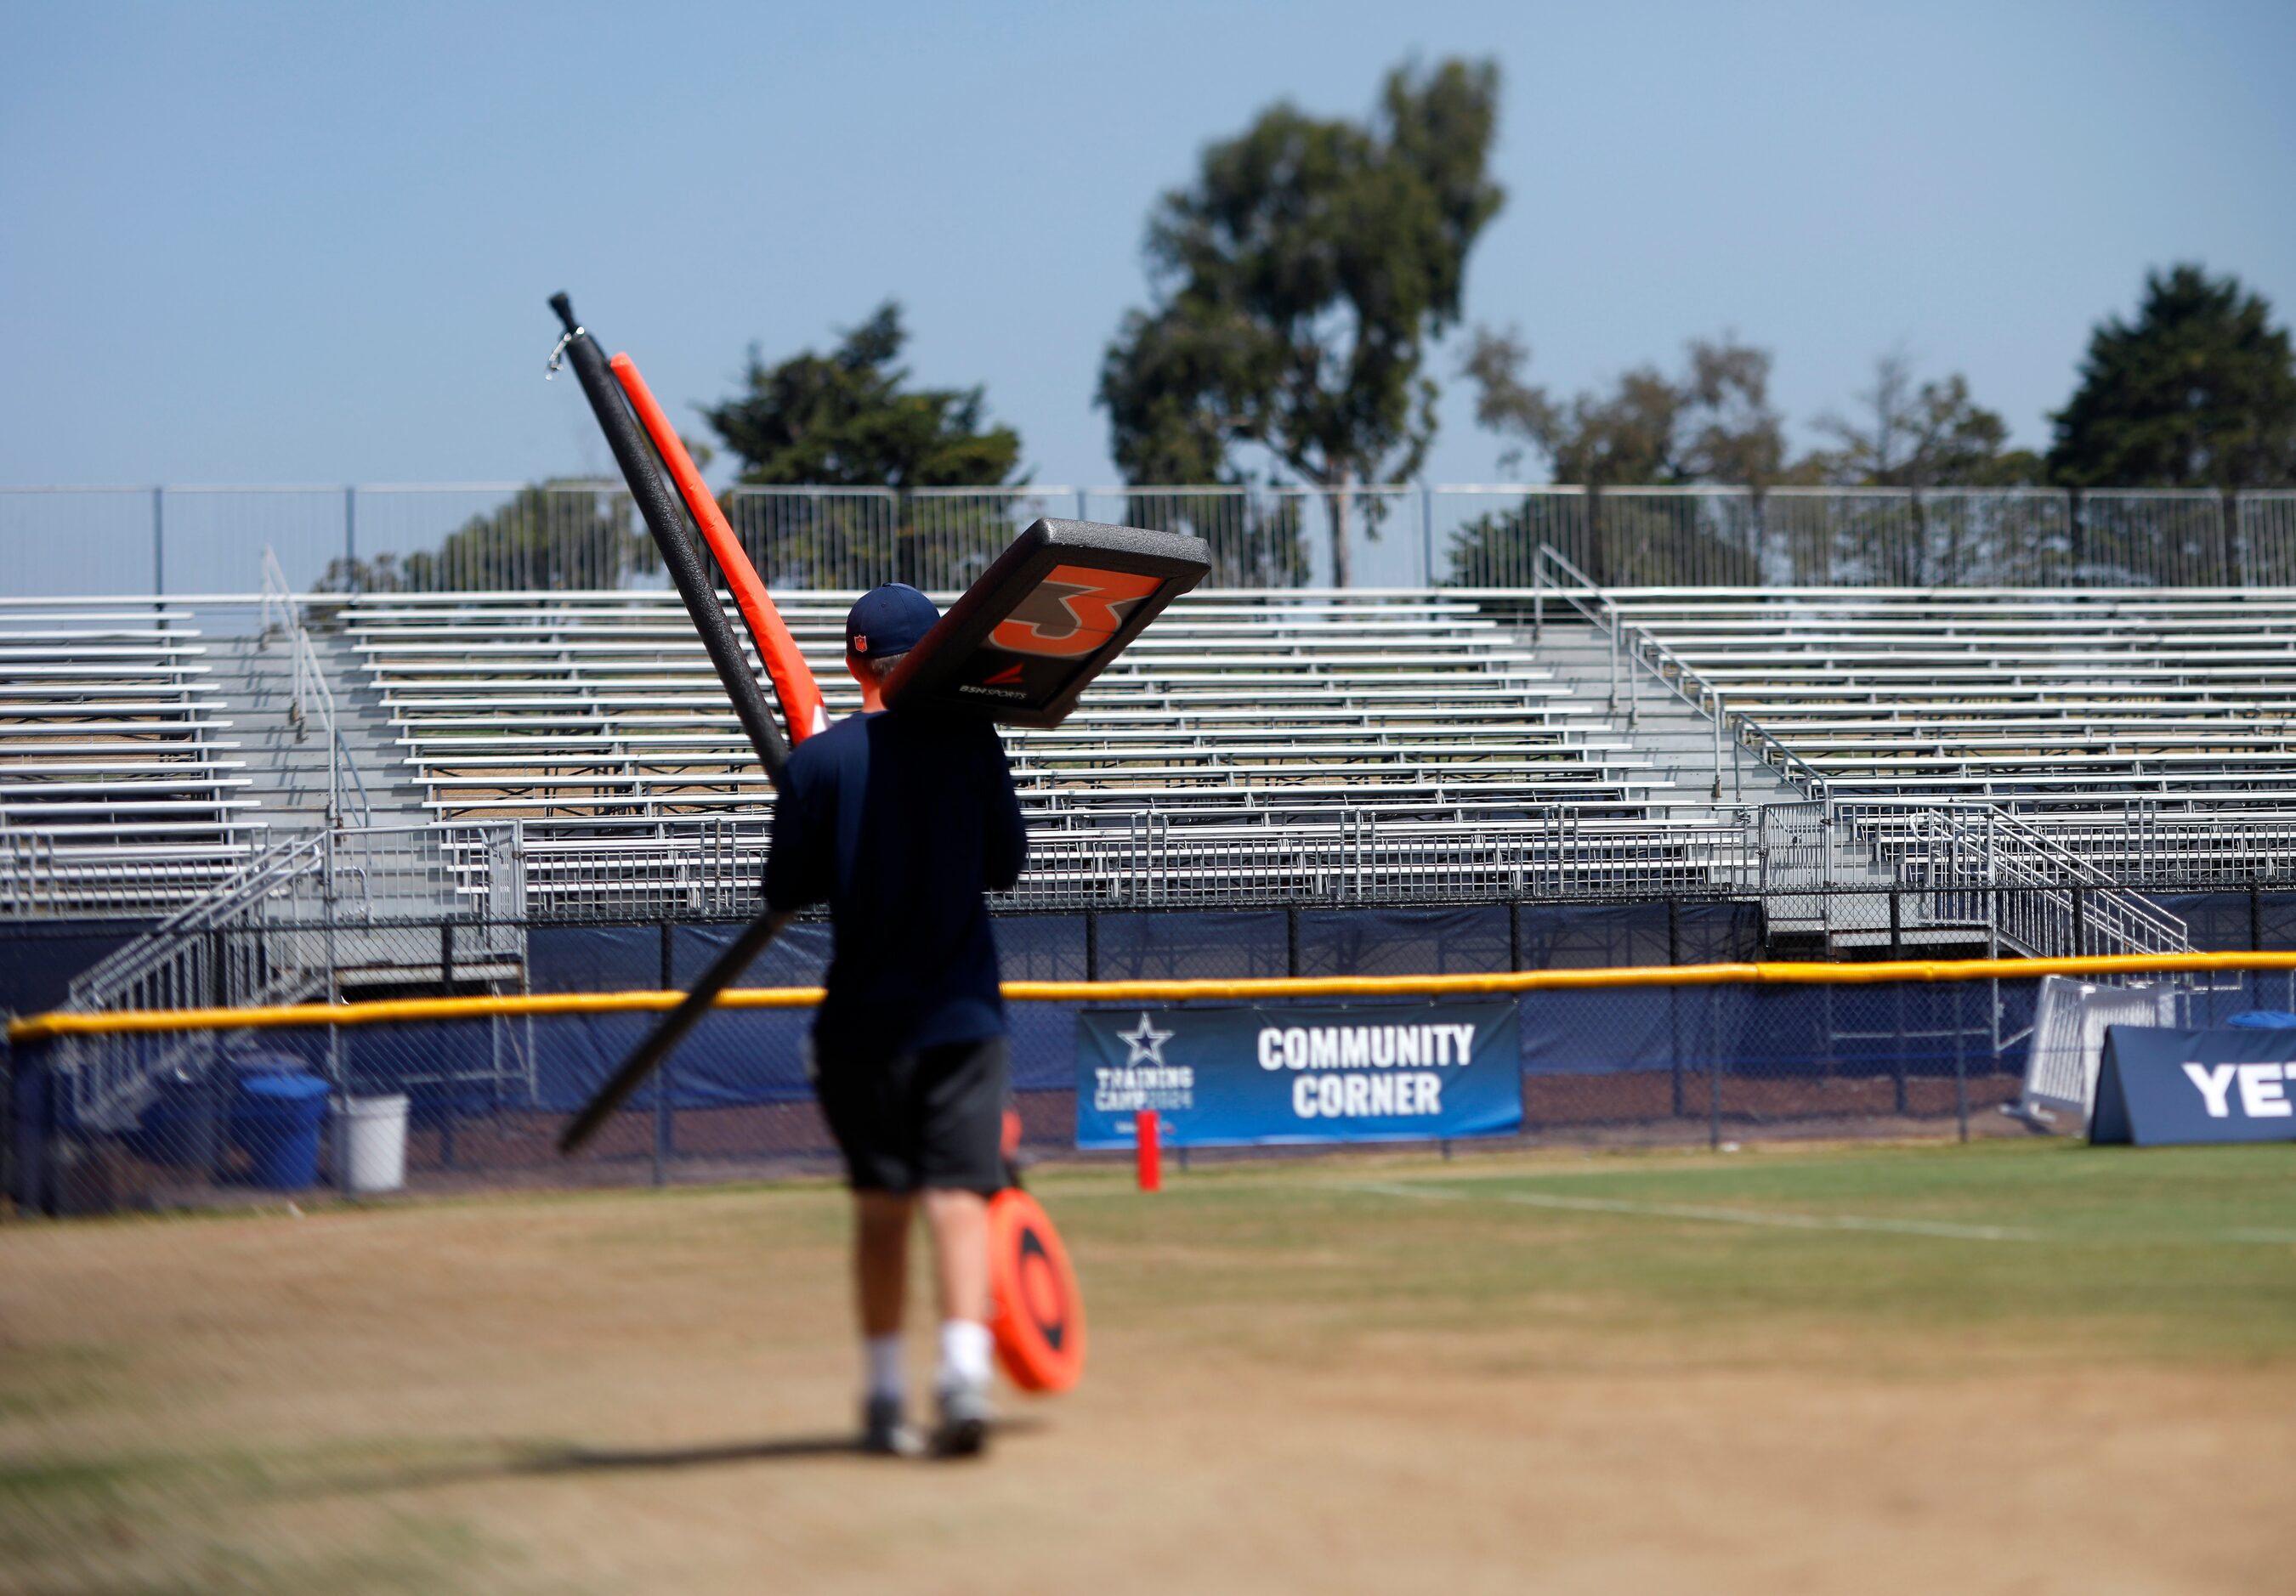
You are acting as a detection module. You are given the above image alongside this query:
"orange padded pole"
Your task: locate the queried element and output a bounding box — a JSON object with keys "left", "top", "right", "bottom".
{"left": 610, "top": 353, "right": 829, "bottom": 741}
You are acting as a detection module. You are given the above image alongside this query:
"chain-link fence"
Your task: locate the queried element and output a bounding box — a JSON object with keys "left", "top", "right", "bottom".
{"left": 14, "top": 887, "right": 2296, "bottom": 1216}
{"left": 9, "top": 484, "right": 2296, "bottom": 597}
{"left": 16, "top": 959, "right": 2296, "bottom": 1217}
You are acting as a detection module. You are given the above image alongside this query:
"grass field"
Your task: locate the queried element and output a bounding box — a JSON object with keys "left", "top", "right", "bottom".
{"left": 3, "top": 1138, "right": 2293, "bottom": 1594}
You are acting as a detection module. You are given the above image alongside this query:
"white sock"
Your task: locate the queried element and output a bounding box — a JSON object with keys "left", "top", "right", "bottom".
{"left": 865, "top": 1333, "right": 905, "bottom": 1403}
{"left": 938, "top": 1318, "right": 993, "bottom": 1389}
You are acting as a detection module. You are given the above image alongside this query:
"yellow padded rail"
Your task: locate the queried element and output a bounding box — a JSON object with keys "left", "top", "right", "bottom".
{"left": 12, "top": 949, "right": 2296, "bottom": 1044}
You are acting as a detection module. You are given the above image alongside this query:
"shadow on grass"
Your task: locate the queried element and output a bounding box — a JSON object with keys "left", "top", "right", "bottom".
{"left": 292, "top": 1418, "right": 1047, "bottom": 1498}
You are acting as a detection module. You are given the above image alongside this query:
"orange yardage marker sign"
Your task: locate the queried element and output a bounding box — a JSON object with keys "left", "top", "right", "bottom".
{"left": 989, "top": 565, "right": 1163, "bottom": 659}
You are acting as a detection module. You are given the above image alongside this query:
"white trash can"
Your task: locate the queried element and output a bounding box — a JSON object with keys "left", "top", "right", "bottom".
{"left": 337, "top": 1094, "right": 409, "bottom": 1194}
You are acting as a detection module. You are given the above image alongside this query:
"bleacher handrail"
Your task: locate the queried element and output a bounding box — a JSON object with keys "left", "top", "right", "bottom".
{"left": 1886, "top": 803, "right": 2191, "bottom": 959}
{"left": 1531, "top": 543, "right": 1833, "bottom": 802}
{"left": 260, "top": 546, "right": 369, "bottom": 829}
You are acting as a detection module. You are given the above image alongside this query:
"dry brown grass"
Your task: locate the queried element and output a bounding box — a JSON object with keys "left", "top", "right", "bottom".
{"left": 2, "top": 1144, "right": 2292, "bottom": 1594}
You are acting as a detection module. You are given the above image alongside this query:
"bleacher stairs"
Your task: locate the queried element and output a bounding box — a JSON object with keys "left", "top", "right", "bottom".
{"left": 1516, "top": 617, "right": 1989, "bottom": 956}
{"left": 205, "top": 629, "right": 428, "bottom": 833}
{"left": 116, "top": 618, "right": 519, "bottom": 1001}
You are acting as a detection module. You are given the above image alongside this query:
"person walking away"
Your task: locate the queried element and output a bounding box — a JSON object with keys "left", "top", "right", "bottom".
{"left": 764, "top": 583, "right": 1028, "bottom": 1458}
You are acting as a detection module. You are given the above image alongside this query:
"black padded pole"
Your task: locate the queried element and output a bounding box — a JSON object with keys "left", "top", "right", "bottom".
{"left": 549, "top": 293, "right": 796, "bottom": 1156}
{"left": 548, "top": 292, "right": 788, "bottom": 786}
{"left": 558, "top": 910, "right": 794, "bottom": 1156}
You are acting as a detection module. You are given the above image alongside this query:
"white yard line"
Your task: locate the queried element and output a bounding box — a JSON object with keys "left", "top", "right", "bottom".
{"left": 1057, "top": 1170, "right": 2296, "bottom": 1248}
{"left": 1341, "top": 1178, "right": 2296, "bottom": 1248}
{"left": 1341, "top": 1179, "right": 2047, "bottom": 1242}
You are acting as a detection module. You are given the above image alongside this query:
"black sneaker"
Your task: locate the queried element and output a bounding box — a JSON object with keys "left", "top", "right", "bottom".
{"left": 862, "top": 1394, "right": 922, "bottom": 1457}
{"left": 932, "top": 1379, "right": 994, "bottom": 1459}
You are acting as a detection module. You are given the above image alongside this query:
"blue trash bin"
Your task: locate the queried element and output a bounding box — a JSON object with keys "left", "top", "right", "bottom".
{"left": 235, "top": 1072, "right": 329, "bottom": 1191}
{"left": 227, "top": 1053, "right": 313, "bottom": 1146}
{"left": 231, "top": 1049, "right": 317, "bottom": 1083}
{"left": 134, "top": 1068, "right": 222, "bottom": 1170}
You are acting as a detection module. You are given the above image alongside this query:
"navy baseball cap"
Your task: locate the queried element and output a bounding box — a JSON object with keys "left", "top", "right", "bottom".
{"left": 846, "top": 583, "right": 939, "bottom": 657}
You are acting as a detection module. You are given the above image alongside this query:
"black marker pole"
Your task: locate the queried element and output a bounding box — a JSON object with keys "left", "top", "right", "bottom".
{"left": 558, "top": 908, "right": 795, "bottom": 1156}
{"left": 547, "top": 292, "right": 794, "bottom": 1153}
{"left": 547, "top": 292, "right": 788, "bottom": 784}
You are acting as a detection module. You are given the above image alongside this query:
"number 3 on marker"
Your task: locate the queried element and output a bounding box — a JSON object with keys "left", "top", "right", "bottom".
{"left": 990, "top": 565, "right": 1163, "bottom": 659}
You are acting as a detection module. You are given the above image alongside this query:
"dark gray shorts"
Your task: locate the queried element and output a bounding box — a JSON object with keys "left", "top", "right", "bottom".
{"left": 814, "top": 1033, "right": 1009, "bottom": 1196}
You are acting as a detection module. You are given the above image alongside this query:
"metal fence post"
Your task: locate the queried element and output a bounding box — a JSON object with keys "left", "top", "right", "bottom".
{"left": 1420, "top": 485, "right": 1434, "bottom": 585}
{"left": 1953, "top": 983, "right": 1970, "bottom": 1143}
{"left": 321, "top": 829, "right": 345, "bottom": 1188}
{"left": 1708, "top": 985, "right": 1723, "bottom": 1150}
{"left": 654, "top": 922, "right": 674, "bottom": 1186}
{"left": 1668, "top": 901, "right": 1685, "bottom": 1118}
{"left": 206, "top": 927, "right": 230, "bottom": 1180}
{"left": 439, "top": 913, "right": 462, "bottom": 1170}
{"left": 343, "top": 484, "right": 357, "bottom": 586}
{"left": 1891, "top": 959, "right": 1908, "bottom": 1118}
{"left": 150, "top": 486, "right": 164, "bottom": 596}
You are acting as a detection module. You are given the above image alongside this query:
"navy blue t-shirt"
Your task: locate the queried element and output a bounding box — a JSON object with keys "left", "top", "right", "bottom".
{"left": 763, "top": 710, "right": 1028, "bottom": 1061}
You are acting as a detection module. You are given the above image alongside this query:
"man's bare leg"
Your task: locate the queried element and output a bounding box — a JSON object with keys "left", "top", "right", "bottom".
{"left": 855, "top": 1191, "right": 915, "bottom": 1335}
{"left": 921, "top": 1186, "right": 995, "bottom": 1455}
{"left": 854, "top": 1192, "right": 919, "bottom": 1452}
{"left": 921, "top": 1187, "right": 989, "bottom": 1323}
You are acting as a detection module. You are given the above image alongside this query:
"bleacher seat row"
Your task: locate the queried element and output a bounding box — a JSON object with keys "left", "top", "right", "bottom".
{"left": 1605, "top": 590, "right": 2296, "bottom": 823}
{"left": 343, "top": 591, "right": 1670, "bottom": 833}
{"left": 0, "top": 601, "right": 262, "bottom": 905}
{"left": 10, "top": 584, "right": 2296, "bottom": 914}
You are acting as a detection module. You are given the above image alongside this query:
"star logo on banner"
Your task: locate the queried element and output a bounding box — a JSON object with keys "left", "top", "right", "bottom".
{"left": 1118, "top": 1013, "right": 1175, "bottom": 1067}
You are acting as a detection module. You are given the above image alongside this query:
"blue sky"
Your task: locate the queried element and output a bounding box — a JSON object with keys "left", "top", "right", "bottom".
{"left": 3, "top": 0, "right": 2292, "bottom": 489}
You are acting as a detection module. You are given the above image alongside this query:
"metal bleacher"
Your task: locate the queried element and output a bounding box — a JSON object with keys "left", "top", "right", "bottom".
{"left": 18, "top": 575, "right": 2291, "bottom": 929}
{"left": 1604, "top": 586, "right": 2296, "bottom": 884}
{"left": 336, "top": 589, "right": 1748, "bottom": 911}
{"left": 0, "top": 599, "right": 263, "bottom": 911}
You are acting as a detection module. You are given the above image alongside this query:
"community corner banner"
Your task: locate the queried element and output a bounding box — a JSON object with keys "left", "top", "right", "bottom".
{"left": 1075, "top": 1001, "right": 1521, "bottom": 1149}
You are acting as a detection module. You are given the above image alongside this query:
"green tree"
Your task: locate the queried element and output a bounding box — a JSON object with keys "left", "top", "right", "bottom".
{"left": 1813, "top": 354, "right": 2042, "bottom": 488}
{"left": 1098, "top": 58, "right": 1505, "bottom": 585}
{"left": 1795, "top": 355, "right": 2044, "bottom": 584}
{"left": 703, "top": 303, "right": 1025, "bottom": 586}
{"left": 704, "top": 302, "right": 1022, "bottom": 488}
{"left": 316, "top": 482, "right": 647, "bottom": 593}
{"left": 1455, "top": 329, "right": 1796, "bottom": 582}
{"left": 1465, "top": 327, "right": 1798, "bottom": 488}
{"left": 2049, "top": 264, "right": 2296, "bottom": 490}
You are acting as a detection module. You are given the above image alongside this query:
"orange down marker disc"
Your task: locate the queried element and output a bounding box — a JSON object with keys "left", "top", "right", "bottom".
{"left": 987, "top": 1187, "right": 1086, "bottom": 1394}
